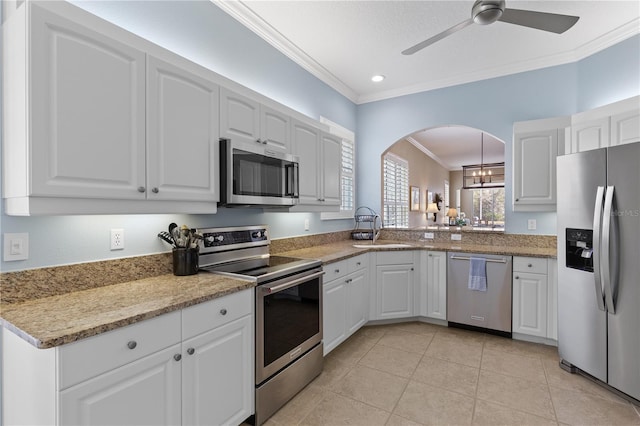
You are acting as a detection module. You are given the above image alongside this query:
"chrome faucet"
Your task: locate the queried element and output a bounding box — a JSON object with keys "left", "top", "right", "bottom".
{"left": 372, "top": 214, "right": 381, "bottom": 244}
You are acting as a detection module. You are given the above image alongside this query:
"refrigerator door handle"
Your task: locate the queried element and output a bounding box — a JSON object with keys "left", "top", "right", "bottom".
{"left": 592, "top": 186, "right": 606, "bottom": 311}
{"left": 602, "top": 185, "right": 616, "bottom": 314}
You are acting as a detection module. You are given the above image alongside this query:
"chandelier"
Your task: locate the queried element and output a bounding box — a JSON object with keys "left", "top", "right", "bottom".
{"left": 462, "top": 132, "right": 504, "bottom": 189}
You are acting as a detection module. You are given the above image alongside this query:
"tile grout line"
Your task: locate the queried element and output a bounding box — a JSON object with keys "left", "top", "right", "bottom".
{"left": 541, "top": 351, "right": 561, "bottom": 424}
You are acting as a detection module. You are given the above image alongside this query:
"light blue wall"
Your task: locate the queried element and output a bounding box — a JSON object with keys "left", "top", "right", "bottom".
{"left": 357, "top": 35, "right": 640, "bottom": 235}
{"left": 1, "top": 0, "right": 638, "bottom": 272}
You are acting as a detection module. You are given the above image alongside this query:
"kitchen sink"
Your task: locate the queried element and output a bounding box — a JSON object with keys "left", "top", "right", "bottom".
{"left": 352, "top": 243, "right": 413, "bottom": 248}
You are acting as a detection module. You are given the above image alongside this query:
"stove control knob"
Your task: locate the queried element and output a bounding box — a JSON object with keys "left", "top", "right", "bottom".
{"left": 252, "top": 231, "right": 263, "bottom": 239}
{"left": 205, "top": 235, "right": 224, "bottom": 245}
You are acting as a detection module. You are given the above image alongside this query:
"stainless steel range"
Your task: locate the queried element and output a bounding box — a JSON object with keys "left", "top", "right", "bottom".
{"left": 197, "top": 225, "right": 324, "bottom": 425}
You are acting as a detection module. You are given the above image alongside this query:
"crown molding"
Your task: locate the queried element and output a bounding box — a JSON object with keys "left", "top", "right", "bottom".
{"left": 405, "top": 137, "right": 453, "bottom": 171}
{"left": 213, "top": 1, "right": 639, "bottom": 106}
{"left": 212, "top": 0, "right": 359, "bottom": 103}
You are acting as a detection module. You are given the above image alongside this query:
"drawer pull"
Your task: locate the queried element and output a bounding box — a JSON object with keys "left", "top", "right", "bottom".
{"left": 356, "top": 262, "right": 361, "bottom": 266}
{"left": 127, "top": 341, "right": 137, "bottom": 350}
{"left": 528, "top": 263, "right": 533, "bottom": 268}
{"left": 174, "top": 354, "right": 182, "bottom": 361}
{"left": 187, "top": 348, "right": 195, "bottom": 355}
{"left": 335, "top": 269, "right": 340, "bottom": 273}
{"left": 515, "top": 276, "right": 520, "bottom": 280}
{"left": 220, "top": 308, "right": 228, "bottom": 316}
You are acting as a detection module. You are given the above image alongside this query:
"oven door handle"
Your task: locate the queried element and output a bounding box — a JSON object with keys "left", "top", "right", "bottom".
{"left": 261, "top": 270, "right": 325, "bottom": 294}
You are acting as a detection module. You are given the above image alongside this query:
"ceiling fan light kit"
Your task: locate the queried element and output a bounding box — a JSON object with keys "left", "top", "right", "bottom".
{"left": 402, "top": 0, "right": 580, "bottom": 55}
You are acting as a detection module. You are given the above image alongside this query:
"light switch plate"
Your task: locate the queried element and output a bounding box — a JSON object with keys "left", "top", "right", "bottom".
{"left": 3, "top": 233, "right": 29, "bottom": 261}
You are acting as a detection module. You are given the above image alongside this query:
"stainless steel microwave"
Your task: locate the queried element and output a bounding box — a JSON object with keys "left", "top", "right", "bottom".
{"left": 219, "top": 139, "right": 300, "bottom": 206}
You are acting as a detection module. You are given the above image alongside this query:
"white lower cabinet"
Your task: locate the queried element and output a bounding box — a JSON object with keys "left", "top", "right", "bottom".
{"left": 322, "top": 254, "right": 369, "bottom": 355}
{"left": 60, "top": 344, "right": 182, "bottom": 425}
{"left": 421, "top": 251, "right": 447, "bottom": 320}
{"left": 512, "top": 256, "right": 557, "bottom": 343}
{"left": 373, "top": 251, "right": 417, "bottom": 320}
{"left": 182, "top": 315, "right": 253, "bottom": 426}
{"left": 2, "top": 289, "right": 254, "bottom": 426}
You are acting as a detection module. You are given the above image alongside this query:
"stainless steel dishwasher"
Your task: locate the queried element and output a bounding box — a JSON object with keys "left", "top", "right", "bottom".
{"left": 447, "top": 252, "right": 513, "bottom": 335}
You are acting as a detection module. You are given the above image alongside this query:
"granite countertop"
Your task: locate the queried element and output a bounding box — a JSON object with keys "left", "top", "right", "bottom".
{"left": 278, "top": 239, "right": 556, "bottom": 265}
{"left": 1, "top": 236, "right": 555, "bottom": 350}
{"left": 0, "top": 272, "right": 254, "bottom": 349}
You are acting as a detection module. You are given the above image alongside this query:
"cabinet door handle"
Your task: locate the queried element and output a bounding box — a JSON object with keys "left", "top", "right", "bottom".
{"left": 428, "top": 254, "right": 433, "bottom": 257}
{"left": 515, "top": 276, "right": 520, "bottom": 280}
{"left": 174, "top": 354, "right": 182, "bottom": 361}
{"left": 356, "top": 262, "right": 361, "bottom": 266}
{"left": 515, "top": 198, "right": 520, "bottom": 202}
{"left": 527, "top": 263, "right": 533, "bottom": 268}
{"left": 220, "top": 308, "right": 227, "bottom": 316}
{"left": 151, "top": 187, "right": 159, "bottom": 194}
{"left": 335, "top": 269, "right": 340, "bottom": 273}
{"left": 256, "top": 139, "right": 262, "bottom": 144}
{"left": 127, "top": 340, "right": 137, "bottom": 350}
{"left": 410, "top": 267, "right": 414, "bottom": 271}
{"left": 187, "top": 348, "right": 195, "bottom": 355}
{"left": 137, "top": 186, "right": 146, "bottom": 193}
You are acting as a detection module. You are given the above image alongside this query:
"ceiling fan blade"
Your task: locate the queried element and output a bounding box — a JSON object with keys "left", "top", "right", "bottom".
{"left": 402, "top": 18, "right": 473, "bottom": 55}
{"left": 499, "top": 8, "right": 579, "bottom": 34}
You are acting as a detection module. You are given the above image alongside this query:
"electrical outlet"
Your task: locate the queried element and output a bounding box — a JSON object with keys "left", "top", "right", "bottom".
{"left": 111, "top": 228, "right": 124, "bottom": 250}
{"left": 304, "top": 218, "right": 310, "bottom": 231}
{"left": 528, "top": 219, "right": 537, "bottom": 230}
{"left": 451, "top": 234, "right": 462, "bottom": 241}
{"left": 423, "top": 232, "right": 434, "bottom": 239}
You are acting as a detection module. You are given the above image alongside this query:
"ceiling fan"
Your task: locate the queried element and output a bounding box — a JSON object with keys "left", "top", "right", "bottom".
{"left": 402, "top": 0, "right": 579, "bottom": 55}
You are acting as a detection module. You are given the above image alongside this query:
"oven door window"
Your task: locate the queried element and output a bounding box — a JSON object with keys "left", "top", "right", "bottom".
{"left": 263, "top": 277, "right": 320, "bottom": 366}
{"left": 233, "top": 149, "right": 297, "bottom": 198}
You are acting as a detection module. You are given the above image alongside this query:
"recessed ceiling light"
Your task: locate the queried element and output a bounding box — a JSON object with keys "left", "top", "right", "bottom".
{"left": 371, "top": 75, "right": 385, "bottom": 83}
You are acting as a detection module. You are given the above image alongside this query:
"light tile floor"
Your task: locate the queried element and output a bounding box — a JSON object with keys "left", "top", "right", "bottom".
{"left": 265, "top": 322, "right": 640, "bottom": 426}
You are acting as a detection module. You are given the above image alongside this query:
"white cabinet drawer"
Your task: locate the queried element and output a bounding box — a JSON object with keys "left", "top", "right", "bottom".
{"left": 376, "top": 250, "right": 414, "bottom": 265}
{"left": 513, "top": 257, "right": 547, "bottom": 274}
{"left": 348, "top": 254, "right": 369, "bottom": 272}
{"left": 182, "top": 289, "right": 253, "bottom": 340}
{"left": 58, "top": 310, "right": 181, "bottom": 390}
{"left": 324, "top": 259, "right": 349, "bottom": 282}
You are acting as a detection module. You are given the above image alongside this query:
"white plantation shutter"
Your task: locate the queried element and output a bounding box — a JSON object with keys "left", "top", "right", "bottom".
{"left": 340, "top": 139, "right": 354, "bottom": 212}
{"left": 383, "top": 153, "right": 409, "bottom": 228}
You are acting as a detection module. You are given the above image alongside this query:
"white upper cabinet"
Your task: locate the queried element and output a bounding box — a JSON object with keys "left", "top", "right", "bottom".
{"left": 2, "top": 2, "right": 219, "bottom": 214}
{"left": 571, "top": 117, "right": 610, "bottom": 153}
{"left": 27, "top": 4, "right": 147, "bottom": 200}
{"left": 291, "top": 119, "right": 341, "bottom": 210}
{"left": 292, "top": 119, "right": 321, "bottom": 205}
{"left": 568, "top": 96, "right": 640, "bottom": 154}
{"left": 320, "top": 132, "right": 342, "bottom": 206}
{"left": 220, "top": 88, "right": 291, "bottom": 153}
{"left": 512, "top": 116, "right": 569, "bottom": 212}
{"left": 146, "top": 55, "right": 219, "bottom": 202}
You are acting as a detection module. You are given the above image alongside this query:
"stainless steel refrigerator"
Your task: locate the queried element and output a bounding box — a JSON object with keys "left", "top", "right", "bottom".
{"left": 557, "top": 142, "right": 640, "bottom": 402}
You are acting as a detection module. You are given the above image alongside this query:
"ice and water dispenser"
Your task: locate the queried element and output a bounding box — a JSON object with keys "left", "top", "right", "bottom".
{"left": 565, "top": 228, "right": 594, "bottom": 272}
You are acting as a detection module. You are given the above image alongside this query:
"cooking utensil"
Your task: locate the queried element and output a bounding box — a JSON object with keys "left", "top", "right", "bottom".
{"left": 170, "top": 226, "right": 181, "bottom": 247}
{"left": 157, "top": 232, "right": 175, "bottom": 247}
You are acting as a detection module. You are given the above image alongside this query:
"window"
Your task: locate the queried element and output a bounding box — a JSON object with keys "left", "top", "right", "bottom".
{"left": 472, "top": 188, "right": 505, "bottom": 228}
{"left": 383, "top": 153, "right": 409, "bottom": 228}
{"left": 321, "top": 118, "right": 355, "bottom": 220}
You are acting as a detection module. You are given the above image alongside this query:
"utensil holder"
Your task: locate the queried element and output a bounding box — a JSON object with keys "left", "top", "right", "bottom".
{"left": 172, "top": 247, "right": 199, "bottom": 276}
